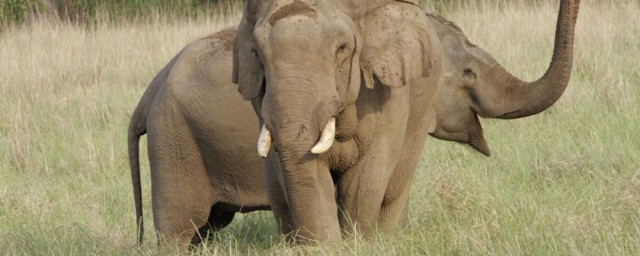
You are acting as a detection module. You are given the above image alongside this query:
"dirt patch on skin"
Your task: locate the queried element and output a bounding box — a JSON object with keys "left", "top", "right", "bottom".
{"left": 217, "top": 29, "right": 237, "bottom": 52}
{"left": 268, "top": 1, "right": 317, "bottom": 26}
{"left": 202, "top": 28, "right": 237, "bottom": 52}
{"left": 427, "top": 13, "right": 477, "bottom": 48}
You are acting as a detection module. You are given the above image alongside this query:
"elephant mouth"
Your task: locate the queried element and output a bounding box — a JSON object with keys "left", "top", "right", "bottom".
{"left": 257, "top": 117, "right": 336, "bottom": 158}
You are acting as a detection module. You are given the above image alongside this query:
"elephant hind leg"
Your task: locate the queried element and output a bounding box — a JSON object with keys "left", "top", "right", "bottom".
{"left": 148, "top": 130, "right": 217, "bottom": 246}
{"left": 153, "top": 193, "right": 215, "bottom": 247}
{"left": 191, "top": 205, "right": 236, "bottom": 244}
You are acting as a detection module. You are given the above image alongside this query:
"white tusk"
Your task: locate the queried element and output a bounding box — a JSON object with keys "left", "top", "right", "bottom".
{"left": 257, "top": 125, "right": 272, "bottom": 158}
{"left": 310, "top": 118, "right": 336, "bottom": 154}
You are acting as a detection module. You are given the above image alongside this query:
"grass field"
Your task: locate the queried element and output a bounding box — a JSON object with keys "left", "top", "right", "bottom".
{"left": 1, "top": 1, "right": 639, "bottom": 254}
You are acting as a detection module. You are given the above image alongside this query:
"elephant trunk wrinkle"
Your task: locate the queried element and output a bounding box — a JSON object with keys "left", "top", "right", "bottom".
{"left": 264, "top": 81, "right": 339, "bottom": 157}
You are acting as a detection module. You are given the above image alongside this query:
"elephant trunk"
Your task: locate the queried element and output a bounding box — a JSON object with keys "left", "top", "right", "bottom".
{"left": 475, "top": 0, "right": 579, "bottom": 119}
{"left": 261, "top": 79, "right": 342, "bottom": 242}
{"left": 261, "top": 70, "right": 339, "bottom": 155}
{"left": 273, "top": 148, "right": 341, "bottom": 243}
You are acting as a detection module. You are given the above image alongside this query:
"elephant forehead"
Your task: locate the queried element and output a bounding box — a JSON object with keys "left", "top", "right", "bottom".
{"left": 268, "top": 1, "right": 317, "bottom": 26}
{"left": 266, "top": 17, "right": 324, "bottom": 45}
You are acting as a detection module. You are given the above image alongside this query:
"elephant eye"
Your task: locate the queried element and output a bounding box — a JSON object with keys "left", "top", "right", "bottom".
{"left": 336, "top": 42, "right": 348, "bottom": 53}
{"left": 463, "top": 68, "right": 477, "bottom": 80}
{"left": 338, "top": 43, "right": 348, "bottom": 51}
{"left": 335, "top": 42, "right": 350, "bottom": 63}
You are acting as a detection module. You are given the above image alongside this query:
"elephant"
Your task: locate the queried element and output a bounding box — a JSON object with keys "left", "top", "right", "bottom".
{"left": 231, "top": 0, "right": 580, "bottom": 243}
{"left": 128, "top": 0, "right": 580, "bottom": 246}
{"left": 128, "top": 28, "right": 271, "bottom": 246}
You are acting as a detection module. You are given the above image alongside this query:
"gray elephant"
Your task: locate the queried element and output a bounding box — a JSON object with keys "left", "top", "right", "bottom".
{"left": 129, "top": 0, "right": 580, "bottom": 246}
{"left": 231, "top": 0, "right": 579, "bottom": 243}
{"left": 128, "top": 29, "right": 270, "bottom": 246}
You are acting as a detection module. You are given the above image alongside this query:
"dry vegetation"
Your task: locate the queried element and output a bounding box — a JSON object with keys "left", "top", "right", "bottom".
{"left": 0, "top": 0, "right": 639, "bottom": 254}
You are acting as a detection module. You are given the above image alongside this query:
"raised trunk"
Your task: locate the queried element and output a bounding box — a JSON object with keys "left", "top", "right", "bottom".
{"left": 475, "top": 0, "right": 579, "bottom": 119}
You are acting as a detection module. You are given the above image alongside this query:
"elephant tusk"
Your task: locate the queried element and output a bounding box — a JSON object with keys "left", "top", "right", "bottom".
{"left": 310, "top": 118, "right": 336, "bottom": 154}
{"left": 257, "top": 125, "right": 272, "bottom": 158}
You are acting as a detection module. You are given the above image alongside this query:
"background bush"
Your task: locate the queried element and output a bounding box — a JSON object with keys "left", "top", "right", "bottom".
{"left": 0, "top": 0, "right": 243, "bottom": 25}
{"left": 0, "top": 0, "right": 28, "bottom": 24}
{"left": 0, "top": 0, "right": 551, "bottom": 25}
{"left": 0, "top": 0, "right": 459, "bottom": 25}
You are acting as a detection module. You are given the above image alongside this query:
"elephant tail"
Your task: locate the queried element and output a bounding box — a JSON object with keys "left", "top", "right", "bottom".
{"left": 127, "top": 72, "right": 164, "bottom": 245}
{"left": 128, "top": 50, "right": 180, "bottom": 245}
{"left": 128, "top": 114, "right": 146, "bottom": 245}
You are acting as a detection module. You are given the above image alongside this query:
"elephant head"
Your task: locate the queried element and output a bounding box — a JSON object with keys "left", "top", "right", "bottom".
{"left": 233, "top": 0, "right": 438, "bottom": 241}
{"left": 428, "top": 0, "right": 580, "bottom": 156}
{"left": 233, "top": 0, "right": 434, "bottom": 155}
{"left": 234, "top": 0, "right": 360, "bottom": 154}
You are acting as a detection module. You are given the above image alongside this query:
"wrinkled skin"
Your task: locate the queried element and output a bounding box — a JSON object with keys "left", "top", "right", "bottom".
{"left": 232, "top": 0, "right": 579, "bottom": 243}
{"left": 128, "top": 28, "right": 270, "bottom": 246}
{"left": 129, "top": 0, "right": 580, "bottom": 246}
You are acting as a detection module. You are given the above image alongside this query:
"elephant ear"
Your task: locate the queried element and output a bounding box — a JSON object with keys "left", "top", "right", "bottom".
{"left": 360, "top": 2, "right": 436, "bottom": 88}
{"left": 232, "top": 10, "right": 264, "bottom": 100}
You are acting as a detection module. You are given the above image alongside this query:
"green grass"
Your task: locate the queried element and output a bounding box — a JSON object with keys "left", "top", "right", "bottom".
{"left": 1, "top": 0, "right": 639, "bottom": 254}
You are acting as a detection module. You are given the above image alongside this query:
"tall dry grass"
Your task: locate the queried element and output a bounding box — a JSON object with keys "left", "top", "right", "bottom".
{"left": 0, "top": 0, "right": 638, "bottom": 254}
{"left": 0, "top": 10, "right": 242, "bottom": 254}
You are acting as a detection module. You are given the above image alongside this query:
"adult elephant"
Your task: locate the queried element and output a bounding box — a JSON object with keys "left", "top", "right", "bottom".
{"left": 232, "top": 0, "right": 580, "bottom": 243}
{"left": 128, "top": 28, "right": 270, "bottom": 246}
{"left": 129, "top": 0, "right": 580, "bottom": 246}
{"left": 234, "top": 0, "right": 445, "bottom": 243}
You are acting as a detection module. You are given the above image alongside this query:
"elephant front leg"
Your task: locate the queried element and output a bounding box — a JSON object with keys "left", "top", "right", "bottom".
{"left": 376, "top": 137, "right": 428, "bottom": 233}
{"left": 377, "top": 170, "right": 415, "bottom": 234}
{"left": 336, "top": 136, "right": 425, "bottom": 237}
{"left": 336, "top": 165, "right": 388, "bottom": 237}
{"left": 336, "top": 88, "right": 411, "bottom": 237}
{"left": 376, "top": 144, "right": 428, "bottom": 233}
{"left": 336, "top": 134, "right": 407, "bottom": 237}
{"left": 377, "top": 93, "right": 437, "bottom": 233}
